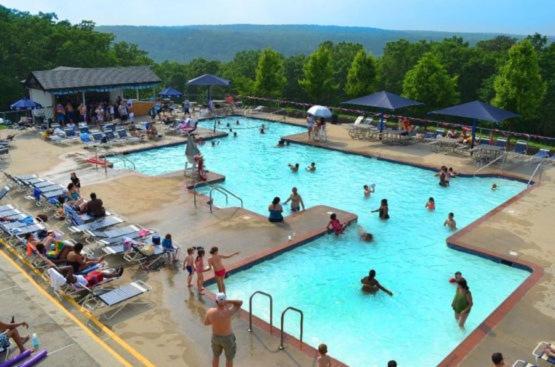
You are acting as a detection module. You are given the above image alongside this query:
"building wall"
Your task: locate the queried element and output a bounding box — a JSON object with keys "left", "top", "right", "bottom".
{"left": 29, "top": 89, "right": 54, "bottom": 108}
{"left": 109, "top": 88, "right": 123, "bottom": 103}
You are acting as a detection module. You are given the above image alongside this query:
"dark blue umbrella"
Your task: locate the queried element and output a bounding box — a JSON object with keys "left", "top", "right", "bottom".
{"left": 187, "top": 74, "right": 230, "bottom": 87}
{"left": 187, "top": 74, "right": 230, "bottom": 104}
{"left": 429, "top": 101, "right": 519, "bottom": 147}
{"left": 342, "top": 91, "right": 423, "bottom": 131}
{"left": 159, "top": 87, "right": 183, "bottom": 98}
{"left": 10, "top": 97, "right": 42, "bottom": 111}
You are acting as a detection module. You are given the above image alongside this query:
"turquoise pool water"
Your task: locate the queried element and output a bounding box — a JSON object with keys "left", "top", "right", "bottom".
{"left": 112, "top": 117, "right": 529, "bottom": 366}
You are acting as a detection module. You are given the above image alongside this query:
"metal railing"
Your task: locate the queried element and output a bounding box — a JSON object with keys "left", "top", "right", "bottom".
{"left": 279, "top": 306, "right": 304, "bottom": 350}
{"left": 208, "top": 185, "right": 243, "bottom": 213}
{"left": 527, "top": 161, "right": 544, "bottom": 186}
{"left": 111, "top": 152, "right": 136, "bottom": 170}
{"left": 248, "top": 291, "right": 273, "bottom": 332}
{"left": 473, "top": 151, "right": 506, "bottom": 175}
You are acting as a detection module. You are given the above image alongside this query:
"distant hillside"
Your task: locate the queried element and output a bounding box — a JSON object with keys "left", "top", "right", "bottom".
{"left": 96, "top": 24, "right": 520, "bottom": 62}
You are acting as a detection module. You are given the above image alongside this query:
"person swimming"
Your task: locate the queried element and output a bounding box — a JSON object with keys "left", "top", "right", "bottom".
{"left": 307, "top": 162, "right": 316, "bottom": 172}
{"left": 437, "top": 166, "right": 449, "bottom": 187}
{"left": 363, "top": 184, "right": 375, "bottom": 198}
{"left": 444, "top": 212, "right": 457, "bottom": 230}
{"left": 491, "top": 183, "right": 498, "bottom": 190}
{"left": 283, "top": 187, "right": 305, "bottom": 212}
{"left": 259, "top": 125, "right": 265, "bottom": 134}
{"left": 357, "top": 226, "right": 373, "bottom": 242}
{"left": 288, "top": 163, "right": 300, "bottom": 172}
{"left": 236, "top": 120, "right": 240, "bottom": 125}
{"left": 277, "top": 139, "right": 285, "bottom": 147}
{"left": 361, "top": 269, "right": 393, "bottom": 296}
{"left": 233, "top": 132, "right": 238, "bottom": 138}
{"left": 425, "top": 197, "right": 435, "bottom": 210}
{"left": 372, "top": 199, "right": 390, "bottom": 219}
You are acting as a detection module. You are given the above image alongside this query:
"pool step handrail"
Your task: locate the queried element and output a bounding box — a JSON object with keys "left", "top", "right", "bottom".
{"left": 208, "top": 185, "right": 243, "bottom": 213}
{"left": 247, "top": 291, "right": 273, "bottom": 333}
{"left": 111, "top": 152, "right": 136, "bottom": 171}
{"left": 527, "top": 160, "right": 544, "bottom": 186}
{"left": 473, "top": 152, "right": 506, "bottom": 176}
{"left": 279, "top": 306, "right": 304, "bottom": 350}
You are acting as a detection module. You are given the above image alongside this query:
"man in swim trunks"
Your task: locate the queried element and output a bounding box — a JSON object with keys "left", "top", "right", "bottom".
{"left": 283, "top": 187, "right": 305, "bottom": 212}
{"left": 360, "top": 269, "right": 393, "bottom": 296}
{"left": 444, "top": 212, "right": 457, "bottom": 231}
{"left": 204, "top": 293, "right": 242, "bottom": 367}
{"left": 208, "top": 246, "right": 240, "bottom": 293}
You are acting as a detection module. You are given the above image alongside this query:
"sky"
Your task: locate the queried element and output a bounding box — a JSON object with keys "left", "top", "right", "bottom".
{"left": 2, "top": 0, "right": 554, "bottom": 35}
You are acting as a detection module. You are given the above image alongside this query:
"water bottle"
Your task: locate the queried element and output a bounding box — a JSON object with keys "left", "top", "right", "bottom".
{"left": 31, "top": 333, "right": 40, "bottom": 350}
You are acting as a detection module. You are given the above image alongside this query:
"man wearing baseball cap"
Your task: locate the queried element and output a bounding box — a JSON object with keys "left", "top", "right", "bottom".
{"left": 204, "top": 292, "right": 243, "bottom": 367}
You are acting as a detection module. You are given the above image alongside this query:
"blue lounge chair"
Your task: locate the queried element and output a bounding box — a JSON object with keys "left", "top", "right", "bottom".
{"left": 116, "top": 129, "right": 140, "bottom": 144}
{"left": 10, "top": 223, "right": 46, "bottom": 238}
{"left": 0, "top": 205, "right": 16, "bottom": 214}
{"left": 69, "top": 215, "right": 124, "bottom": 234}
{"left": 532, "top": 148, "right": 551, "bottom": 160}
{"left": 81, "top": 280, "right": 150, "bottom": 320}
{"left": 0, "top": 186, "right": 9, "bottom": 201}
{"left": 495, "top": 138, "right": 507, "bottom": 150}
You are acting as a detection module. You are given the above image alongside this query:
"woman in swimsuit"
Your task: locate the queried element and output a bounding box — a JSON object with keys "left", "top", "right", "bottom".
{"left": 451, "top": 278, "right": 472, "bottom": 328}
{"left": 372, "top": 199, "right": 390, "bottom": 219}
{"left": 268, "top": 197, "right": 284, "bottom": 223}
{"left": 208, "top": 246, "right": 239, "bottom": 293}
{"left": 194, "top": 248, "right": 210, "bottom": 295}
{"left": 361, "top": 269, "right": 393, "bottom": 296}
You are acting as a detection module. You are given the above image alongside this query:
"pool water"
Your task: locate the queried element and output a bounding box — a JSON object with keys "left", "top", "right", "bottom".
{"left": 112, "top": 117, "right": 529, "bottom": 366}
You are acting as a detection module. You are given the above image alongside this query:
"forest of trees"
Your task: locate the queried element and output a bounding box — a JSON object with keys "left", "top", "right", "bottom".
{"left": 1, "top": 5, "right": 554, "bottom": 136}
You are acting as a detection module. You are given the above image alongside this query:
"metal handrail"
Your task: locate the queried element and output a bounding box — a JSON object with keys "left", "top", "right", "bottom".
{"left": 112, "top": 152, "right": 136, "bottom": 170}
{"left": 279, "top": 306, "right": 304, "bottom": 350}
{"left": 209, "top": 186, "right": 229, "bottom": 213}
{"left": 248, "top": 291, "right": 273, "bottom": 332}
{"left": 192, "top": 182, "right": 212, "bottom": 208}
{"left": 213, "top": 185, "right": 243, "bottom": 208}
{"left": 527, "top": 161, "right": 544, "bottom": 186}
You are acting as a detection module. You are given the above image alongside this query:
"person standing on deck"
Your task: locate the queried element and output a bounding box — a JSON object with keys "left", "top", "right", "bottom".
{"left": 306, "top": 114, "right": 315, "bottom": 140}
{"left": 208, "top": 246, "right": 239, "bottom": 294}
{"left": 204, "top": 293, "right": 242, "bottom": 367}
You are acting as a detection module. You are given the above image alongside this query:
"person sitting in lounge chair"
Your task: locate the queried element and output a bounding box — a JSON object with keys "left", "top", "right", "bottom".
{"left": 0, "top": 319, "right": 30, "bottom": 353}
{"left": 79, "top": 193, "right": 106, "bottom": 218}
{"left": 48, "top": 265, "right": 123, "bottom": 290}
{"left": 66, "top": 242, "right": 104, "bottom": 274}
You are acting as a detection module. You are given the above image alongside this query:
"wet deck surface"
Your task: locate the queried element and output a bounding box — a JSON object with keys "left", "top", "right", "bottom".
{"left": 0, "top": 112, "right": 553, "bottom": 366}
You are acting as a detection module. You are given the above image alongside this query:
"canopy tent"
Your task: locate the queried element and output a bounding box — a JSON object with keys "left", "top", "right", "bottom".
{"left": 429, "top": 101, "right": 519, "bottom": 147}
{"left": 342, "top": 91, "right": 422, "bottom": 131}
{"left": 159, "top": 87, "right": 183, "bottom": 99}
{"left": 307, "top": 105, "right": 332, "bottom": 119}
{"left": 186, "top": 74, "right": 230, "bottom": 104}
{"left": 10, "top": 97, "right": 42, "bottom": 111}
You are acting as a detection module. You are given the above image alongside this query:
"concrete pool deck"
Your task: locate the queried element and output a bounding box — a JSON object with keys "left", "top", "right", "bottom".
{"left": 1, "top": 112, "right": 553, "bottom": 366}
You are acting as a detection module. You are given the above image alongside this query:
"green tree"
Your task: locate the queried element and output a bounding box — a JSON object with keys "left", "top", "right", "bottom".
{"left": 283, "top": 55, "right": 307, "bottom": 101}
{"left": 379, "top": 39, "right": 431, "bottom": 93}
{"left": 537, "top": 42, "right": 555, "bottom": 136}
{"left": 221, "top": 50, "right": 260, "bottom": 95}
{"left": 253, "top": 49, "right": 286, "bottom": 97}
{"left": 402, "top": 52, "right": 458, "bottom": 108}
{"left": 345, "top": 49, "right": 377, "bottom": 97}
{"left": 493, "top": 39, "right": 546, "bottom": 120}
{"left": 112, "top": 41, "right": 153, "bottom": 66}
{"left": 299, "top": 45, "right": 337, "bottom": 103}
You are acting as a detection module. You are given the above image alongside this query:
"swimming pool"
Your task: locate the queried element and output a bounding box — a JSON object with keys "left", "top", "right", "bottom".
{"left": 112, "top": 117, "right": 529, "bottom": 366}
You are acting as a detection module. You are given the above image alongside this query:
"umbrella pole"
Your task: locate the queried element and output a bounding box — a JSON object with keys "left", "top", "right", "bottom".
{"left": 471, "top": 119, "right": 477, "bottom": 149}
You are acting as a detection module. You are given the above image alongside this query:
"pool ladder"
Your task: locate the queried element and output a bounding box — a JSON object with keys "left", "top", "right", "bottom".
{"left": 247, "top": 291, "right": 304, "bottom": 350}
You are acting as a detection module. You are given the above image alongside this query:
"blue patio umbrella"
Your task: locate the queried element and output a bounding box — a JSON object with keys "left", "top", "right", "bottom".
{"left": 159, "top": 87, "right": 183, "bottom": 99}
{"left": 186, "top": 74, "right": 230, "bottom": 104}
{"left": 429, "top": 101, "right": 519, "bottom": 148}
{"left": 10, "top": 97, "right": 42, "bottom": 111}
{"left": 342, "top": 91, "right": 423, "bottom": 132}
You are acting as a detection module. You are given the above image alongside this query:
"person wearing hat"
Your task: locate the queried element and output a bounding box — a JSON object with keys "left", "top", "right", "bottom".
{"left": 204, "top": 293, "right": 243, "bottom": 367}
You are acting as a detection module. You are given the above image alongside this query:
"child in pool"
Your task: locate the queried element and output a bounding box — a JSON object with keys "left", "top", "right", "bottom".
{"left": 363, "top": 184, "right": 375, "bottom": 198}
{"left": 183, "top": 247, "right": 195, "bottom": 287}
{"left": 288, "top": 163, "right": 300, "bottom": 172}
{"left": 491, "top": 183, "right": 498, "bottom": 190}
{"left": 357, "top": 226, "right": 374, "bottom": 242}
{"left": 425, "top": 197, "right": 435, "bottom": 210}
{"left": 372, "top": 199, "right": 390, "bottom": 219}
{"left": 327, "top": 213, "right": 346, "bottom": 235}
{"left": 444, "top": 212, "right": 457, "bottom": 231}
{"left": 317, "top": 344, "right": 331, "bottom": 367}
{"left": 306, "top": 162, "right": 316, "bottom": 172}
